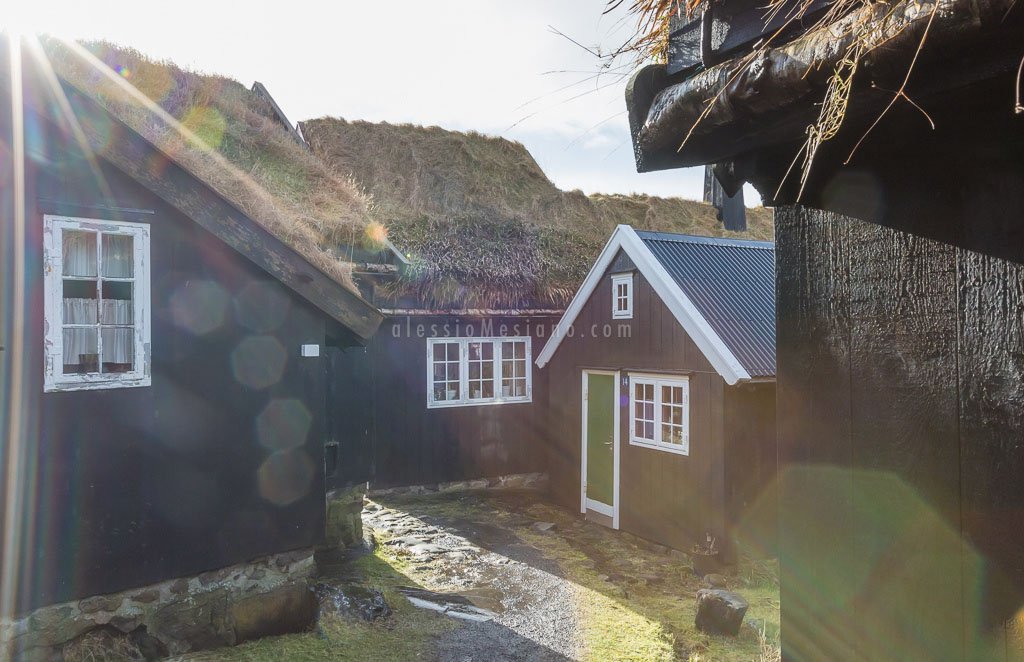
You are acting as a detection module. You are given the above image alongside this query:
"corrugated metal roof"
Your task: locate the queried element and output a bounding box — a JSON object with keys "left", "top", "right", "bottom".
{"left": 636, "top": 231, "right": 776, "bottom": 377}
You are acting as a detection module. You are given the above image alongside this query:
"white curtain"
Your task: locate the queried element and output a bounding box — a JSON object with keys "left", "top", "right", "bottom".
{"left": 102, "top": 234, "right": 133, "bottom": 278}
{"left": 62, "top": 232, "right": 96, "bottom": 277}
{"left": 62, "top": 299, "right": 133, "bottom": 365}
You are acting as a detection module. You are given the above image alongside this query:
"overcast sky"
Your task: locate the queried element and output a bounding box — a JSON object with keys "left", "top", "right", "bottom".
{"left": 8, "top": 1, "right": 730, "bottom": 202}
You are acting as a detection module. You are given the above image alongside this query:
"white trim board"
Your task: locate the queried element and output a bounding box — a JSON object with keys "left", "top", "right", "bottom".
{"left": 535, "top": 225, "right": 751, "bottom": 385}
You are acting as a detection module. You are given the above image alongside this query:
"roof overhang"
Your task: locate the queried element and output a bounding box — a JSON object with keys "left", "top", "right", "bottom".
{"left": 534, "top": 225, "right": 752, "bottom": 385}
{"left": 626, "top": 0, "right": 1023, "bottom": 174}
{"left": 10, "top": 57, "right": 383, "bottom": 342}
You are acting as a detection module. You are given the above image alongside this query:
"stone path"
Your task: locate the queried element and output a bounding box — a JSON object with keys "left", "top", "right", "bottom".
{"left": 362, "top": 500, "right": 582, "bottom": 661}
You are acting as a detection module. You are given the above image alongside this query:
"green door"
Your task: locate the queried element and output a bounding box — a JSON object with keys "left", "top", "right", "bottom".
{"left": 585, "top": 372, "right": 615, "bottom": 508}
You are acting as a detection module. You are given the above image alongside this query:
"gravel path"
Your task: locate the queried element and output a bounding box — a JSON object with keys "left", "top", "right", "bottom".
{"left": 363, "top": 500, "right": 582, "bottom": 661}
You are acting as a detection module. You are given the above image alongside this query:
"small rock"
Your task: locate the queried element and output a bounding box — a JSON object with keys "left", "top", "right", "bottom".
{"left": 704, "top": 573, "right": 728, "bottom": 588}
{"left": 408, "top": 543, "right": 447, "bottom": 556}
{"left": 597, "top": 574, "right": 610, "bottom": 582}
{"left": 315, "top": 583, "right": 391, "bottom": 621}
{"left": 695, "top": 589, "right": 749, "bottom": 636}
{"left": 169, "top": 579, "right": 190, "bottom": 595}
{"left": 198, "top": 567, "right": 230, "bottom": 586}
{"left": 78, "top": 595, "right": 121, "bottom": 614}
{"left": 132, "top": 587, "right": 161, "bottom": 603}
{"left": 532, "top": 521, "right": 556, "bottom": 533}
{"left": 385, "top": 535, "right": 429, "bottom": 548}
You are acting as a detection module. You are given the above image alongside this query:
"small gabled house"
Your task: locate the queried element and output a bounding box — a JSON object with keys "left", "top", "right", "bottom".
{"left": 0, "top": 39, "right": 382, "bottom": 656}
{"left": 536, "top": 226, "right": 777, "bottom": 560}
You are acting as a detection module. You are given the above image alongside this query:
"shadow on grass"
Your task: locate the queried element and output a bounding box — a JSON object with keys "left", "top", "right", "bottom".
{"left": 375, "top": 489, "right": 780, "bottom": 662}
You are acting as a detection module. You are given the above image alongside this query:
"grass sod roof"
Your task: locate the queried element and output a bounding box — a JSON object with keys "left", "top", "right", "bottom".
{"left": 301, "top": 118, "right": 774, "bottom": 309}
{"left": 39, "top": 38, "right": 378, "bottom": 292}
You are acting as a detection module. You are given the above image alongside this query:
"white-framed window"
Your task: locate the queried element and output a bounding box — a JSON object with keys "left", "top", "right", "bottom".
{"left": 611, "top": 273, "right": 633, "bottom": 319}
{"left": 43, "top": 215, "right": 151, "bottom": 392}
{"left": 629, "top": 374, "right": 689, "bottom": 454}
{"left": 426, "top": 336, "right": 532, "bottom": 408}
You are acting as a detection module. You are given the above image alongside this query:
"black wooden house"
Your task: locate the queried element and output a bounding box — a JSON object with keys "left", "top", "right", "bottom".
{"left": 0, "top": 38, "right": 381, "bottom": 639}
{"left": 624, "top": 0, "right": 1024, "bottom": 658}
{"left": 536, "top": 226, "right": 777, "bottom": 560}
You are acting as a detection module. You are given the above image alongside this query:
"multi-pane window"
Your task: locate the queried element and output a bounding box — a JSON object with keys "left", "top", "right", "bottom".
{"left": 629, "top": 375, "right": 689, "bottom": 454}
{"left": 43, "top": 215, "right": 151, "bottom": 392}
{"left": 612, "top": 273, "right": 633, "bottom": 319}
{"left": 430, "top": 340, "right": 462, "bottom": 404}
{"left": 427, "top": 337, "right": 532, "bottom": 408}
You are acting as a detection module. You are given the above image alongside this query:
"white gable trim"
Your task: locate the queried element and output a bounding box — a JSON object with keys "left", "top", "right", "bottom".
{"left": 534, "top": 225, "right": 751, "bottom": 385}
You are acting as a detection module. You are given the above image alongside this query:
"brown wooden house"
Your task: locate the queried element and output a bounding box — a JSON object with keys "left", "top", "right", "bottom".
{"left": 536, "top": 225, "right": 777, "bottom": 560}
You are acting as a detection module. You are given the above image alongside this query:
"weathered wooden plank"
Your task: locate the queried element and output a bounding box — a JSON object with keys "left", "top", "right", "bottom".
{"left": 958, "top": 250, "right": 1024, "bottom": 660}
{"left": 845, "top": 222, "right": 964, "bottom": 660}
{"left": 775, "top": 206, "right": 857, "bottom": 660}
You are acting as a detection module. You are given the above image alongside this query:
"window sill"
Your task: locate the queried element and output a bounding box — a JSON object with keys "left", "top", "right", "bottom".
{"left": 629, "top": 438, "right": 689, "bottom": 456}
{"left": 427, "top": 397, "right": 532, "bottom": 410}
{"left": 612, "top": 311, "right": 633, "bottom": 320}
{"left": 44, "top": 375, "right": 151, "bottom": 393}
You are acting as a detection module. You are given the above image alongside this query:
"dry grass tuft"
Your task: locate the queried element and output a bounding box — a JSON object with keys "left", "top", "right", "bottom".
{"left": 62, "top": 628, "right": 144, "bottom": 662}
{"left": 40, "top": 38, "right": 372, "bottom": 290}
{"left": 302, "top": 118, "right": 773, "bottom": 308}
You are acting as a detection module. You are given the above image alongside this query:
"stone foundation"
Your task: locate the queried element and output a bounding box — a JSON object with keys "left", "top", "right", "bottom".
{"left": 1, "top": 549, "right": 317, "bottom": 660}
{"left": 324, "top": 483, "right": 367, "bottom": 550}
{"left": 367, "top": 471, "right": 548, "bottom": 497}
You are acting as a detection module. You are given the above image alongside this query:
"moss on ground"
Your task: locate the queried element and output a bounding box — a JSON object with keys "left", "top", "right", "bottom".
{"left": 185, "top": 491, "right": 779, "bottom": 661}
{"left": 380, "top": 491, "right": 780, "bottom": 662}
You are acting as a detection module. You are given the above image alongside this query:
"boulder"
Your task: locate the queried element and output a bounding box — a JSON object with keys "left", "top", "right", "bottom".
{"left": 695, "top": 589, "right": 749, "bottom": 636}
{"left": 230, "top": 583, "right": 317, "bottom": 644}
{"left": 315, "top": 583, "right": 391, "bottom": 621}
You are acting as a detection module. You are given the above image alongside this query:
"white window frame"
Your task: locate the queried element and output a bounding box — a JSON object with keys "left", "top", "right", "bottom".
{"left": 426, "top": 336, "right": 532, "bottom": 409}
{"left": 628, "top": 373, "right": 690, "bottom": 455}
{"left": 611, "top": 273, "right": 633, "bottom": 319}
{"left": 43, "top": 215, "right": 151, "bottom": 393}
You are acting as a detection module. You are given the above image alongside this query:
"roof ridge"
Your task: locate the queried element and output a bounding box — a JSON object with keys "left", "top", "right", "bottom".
{"left": 634, "top": 229, "right": 775, "bottom": 249}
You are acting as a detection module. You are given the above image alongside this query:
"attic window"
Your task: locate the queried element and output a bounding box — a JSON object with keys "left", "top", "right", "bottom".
{"left": 43, "top": 215, "right": 151, "bottom": 392}
{"left": 427, "top": 337, "right": 532, "bottom": 409}
{"left": 612, "top": 273, "right": 633, "bottom": 319}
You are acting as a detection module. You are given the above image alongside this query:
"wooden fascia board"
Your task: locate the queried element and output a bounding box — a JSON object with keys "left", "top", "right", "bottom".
{"left": 33, "top": 78, "right": 382, "bottom": 341}
{"left": 535, "top": 225, "right": 750, "bottom": 385}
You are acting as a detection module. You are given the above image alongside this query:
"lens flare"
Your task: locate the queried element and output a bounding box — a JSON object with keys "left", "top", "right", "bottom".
{"left": 256, "top": 399, "right": 311, "bottom": 452}
{"left": 230, "top": 336, "right": 286, "bottom": 390}
{"left": 258, "top": 450, "right": 314, "bottom": 507}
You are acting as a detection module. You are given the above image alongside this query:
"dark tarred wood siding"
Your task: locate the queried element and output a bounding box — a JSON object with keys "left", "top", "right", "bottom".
{"left": 2, "top": 107, "right": 332, "bottom": 613}
{"left": 777, "top": 206, "right": 1024, "bottom": 660}
{"left": 333, "top": 315, "right": 556, "bottom": 488}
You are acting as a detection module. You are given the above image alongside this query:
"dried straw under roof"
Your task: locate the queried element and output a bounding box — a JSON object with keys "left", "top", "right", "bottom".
{"left": 40, "top": 38, "right": 378, "bottom": 292}
{"left": 302, "top": 117, "right": 773, "bottom": 310}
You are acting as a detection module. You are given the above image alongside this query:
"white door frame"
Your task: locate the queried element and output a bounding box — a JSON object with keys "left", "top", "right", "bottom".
{"left": 580, "top": 369, "right": 620, "bottom": 529}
